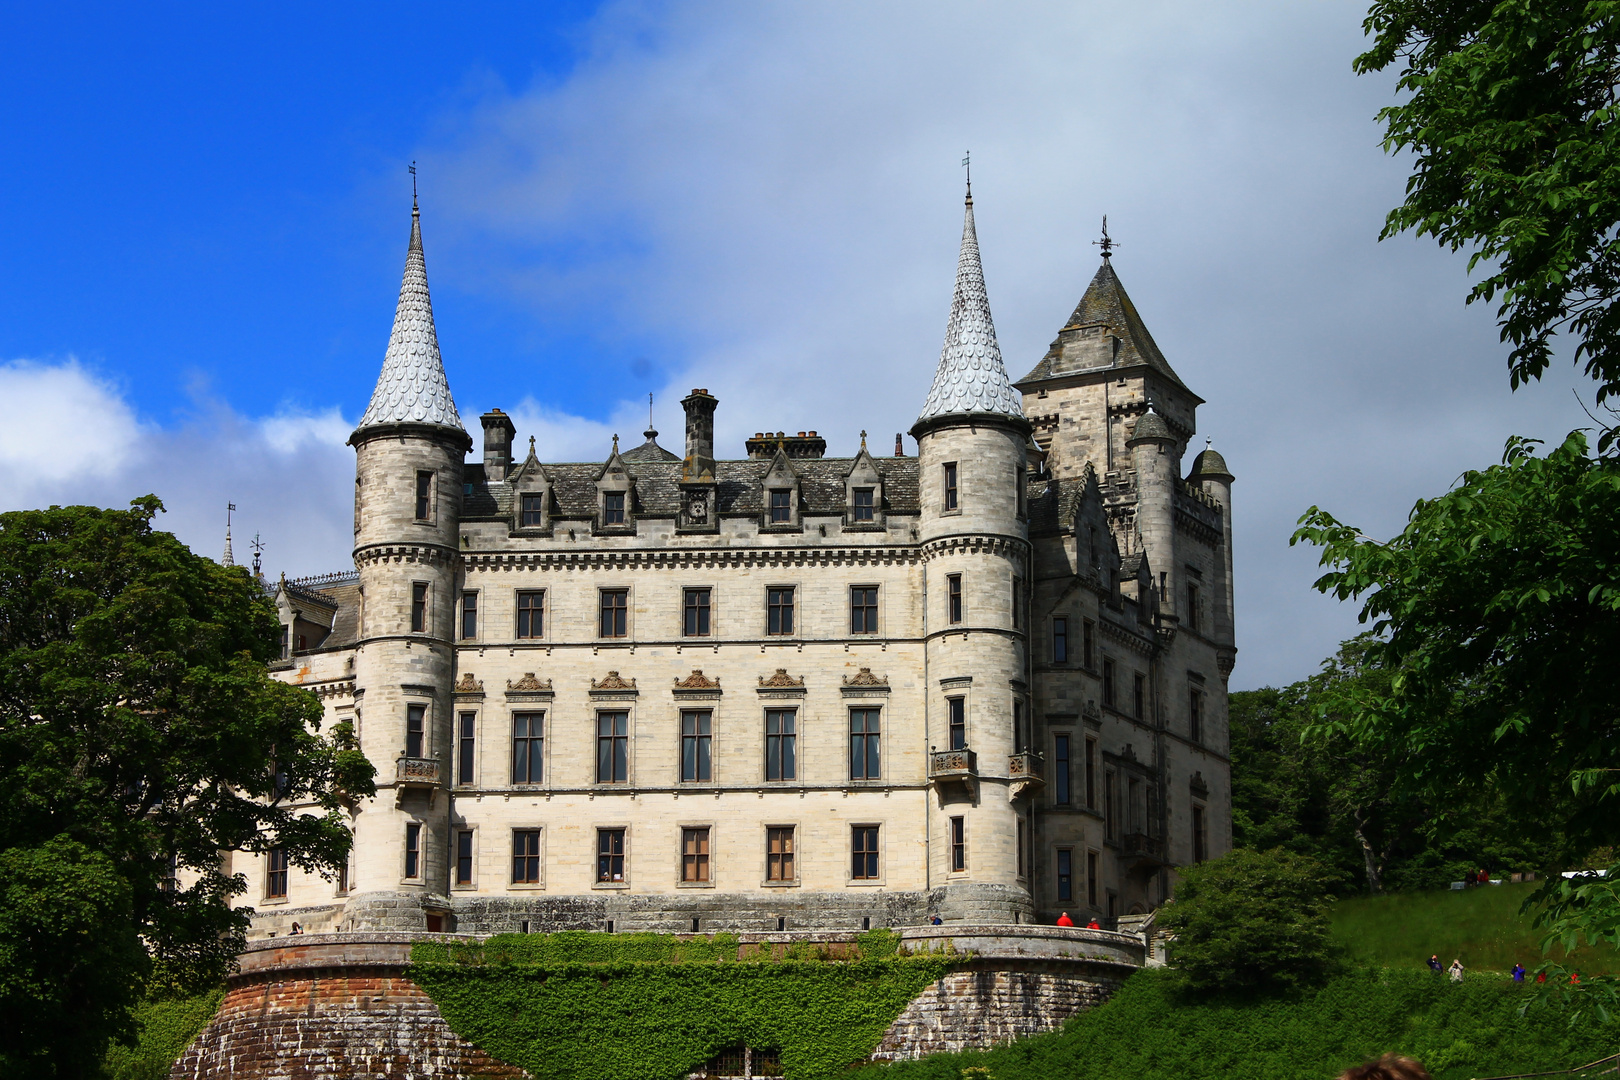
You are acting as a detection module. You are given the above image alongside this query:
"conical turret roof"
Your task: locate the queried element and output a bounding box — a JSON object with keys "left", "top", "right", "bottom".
{"left": 355, "top": 205, "right": 465, "bottom": 433}
{"left": 1017, "top": 259, "right": 1193, "bottom": 394}
{"left": 916, "top": 193, "right": 1023, "bottom": 425}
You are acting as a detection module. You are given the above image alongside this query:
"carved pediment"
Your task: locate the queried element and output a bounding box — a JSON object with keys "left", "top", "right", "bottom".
{"left": 453, "top": 673, "right": 484, "bottom": 693}
{"left": 592, "top": 670, "right": 637, "bottom": 691}
{"left": 842, "top": 667, "right": 888, "bottom": 686}
{"left": 507, "top": 672, "right": 552, "bottom": 692}
{"left": 757, "top": 668, "right": 804, "bottom": 688}
{"left": 674, "top": 669, "right": 721, "bottom": 690}
{"left": 1189, "top": 771, "right": 1210, "bottom": 799}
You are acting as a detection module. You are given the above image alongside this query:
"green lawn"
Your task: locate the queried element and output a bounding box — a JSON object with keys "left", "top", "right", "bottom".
{"left": 1330, "top": 881, "right": 1620, "bottom": 975}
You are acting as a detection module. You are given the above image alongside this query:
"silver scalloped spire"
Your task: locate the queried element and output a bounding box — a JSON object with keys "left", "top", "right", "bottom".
{"left": 917, "top": 192, "right": 1023, "bottom": 424}
{"left": 355, "top": 205, "right": 465, "bottom": 432}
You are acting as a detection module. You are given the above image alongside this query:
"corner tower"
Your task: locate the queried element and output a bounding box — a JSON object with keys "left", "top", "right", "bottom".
{"left": 343, "top": 199, "right": 472, "bottom": 931}
{"left": 911, "top": 186, "right": 1034, "bottom": 921}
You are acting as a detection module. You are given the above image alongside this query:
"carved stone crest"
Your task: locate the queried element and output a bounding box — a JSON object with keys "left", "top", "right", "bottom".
{"left": 453, "top": 672, "right": 484, "bottom": 693}
{"left": 673, "top": 669, "right": 721, "bottom": 690}
{"left": 592, "top": 670, "right": 637, "bottom": 691}
{"left": 757, "top": 668, "right": 804, "bottom": 688}
{"left": 506, "top": 672, "right": 552, "bottom": 692}
{"left": 841, "top": 667, "right": 888, "bottom": 686}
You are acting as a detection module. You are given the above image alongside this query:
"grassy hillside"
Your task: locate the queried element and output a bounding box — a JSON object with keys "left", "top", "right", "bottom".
{"left": 849, "top": 968, "right": 1619, "bottom": 1080}
{"left": 1331, "top": 882, "right": 1620, "bottom": 974}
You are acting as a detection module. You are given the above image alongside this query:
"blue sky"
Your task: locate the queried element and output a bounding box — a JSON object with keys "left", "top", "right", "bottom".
{"left": 0, "top": 1, "right": 1598, "bottom": 689}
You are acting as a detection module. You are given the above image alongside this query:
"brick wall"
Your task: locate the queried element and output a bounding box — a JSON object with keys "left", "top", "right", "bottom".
{"left": 872, "top": 968, "right": 1124, "bottom": 1060}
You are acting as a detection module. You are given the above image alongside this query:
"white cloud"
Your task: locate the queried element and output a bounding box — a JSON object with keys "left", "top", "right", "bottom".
{"left": 0, "top": 358, "right": 142, "bottom": 490}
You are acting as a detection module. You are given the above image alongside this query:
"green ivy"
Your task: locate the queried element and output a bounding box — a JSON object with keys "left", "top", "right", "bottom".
{"left": 100, "top": 987, "right": 224, "bottom": 1080}
{"left": 410, "top": 931, "right": 954, "bottom": 1080}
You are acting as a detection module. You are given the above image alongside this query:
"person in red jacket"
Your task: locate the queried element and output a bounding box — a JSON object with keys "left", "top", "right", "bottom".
{"left": 1087, "top": 918, "right": 1101, "bottom": 929}
{"left": 1056, "top": 912, "right": 1075, "bottom": 927}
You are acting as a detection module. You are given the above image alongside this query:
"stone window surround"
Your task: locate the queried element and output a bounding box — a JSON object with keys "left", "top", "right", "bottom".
{"left": 402, "top": 820, "right": 424, "bottom": 884}
{"left": 846, "top": 821, "right": 885, "bottom": 887}
{"left": 261, "top": 848, "right": 289, "bottom": 905}
{"left": 848, "top": 582, "right": 881, "bottom": 635}
{"left": 677, "top": 707, "right": 715, "bottom": 786}
{"left": 593, "top": 824, "right": 630, "bottom": 889}
{"left": 509, "top": 825, "right": 546, "bottom": 890}
{"left": 597, "top": 585, "right": 632, "bottom": 640}
{"left": 592, "top": 704, "right": 637, "bottom": 788}
{"left": 761, "top": 822, "right": 799, "bottom": 887}
{"left": 508, "top": 708, "right": 547, "bottom": 788}
{"left": 401, "top": 691, "right": 434, "bottom": 759}
{"left": 938, "top": 675, "right": 973, "bottom": 753}
{"left": 459, "top": 589, "right": 479, "bottom": 642}
{"left": 455, "top": 708, "right": 479, "bottom": 787}
{"left": 681, "top": 581, "right": 718, "bottom": 638}
{"left": 452, "top": 825, "right": 478, "bottom": 890}
{"left": 513, "top": 588, "right": 547, "bottom": 642}
{"left": 942, "top": 460, "right": 961, "bottom": 514}
{"left": 947, "top": 814, "right": 968, "bottom": 876}
{"left": 414, "top": 469, "right": 436, "bottom": 524}
{"left": 763, "top": 581, "right": 800, "bottom": 638}
{"left": 409, "top": 579, "right": 432, "bottom": 636}
{"left": 848, "top": 704, "right": 883, "bottom": 782}
{"left": 676, "top": 820, "right": 716, "bottom": 888}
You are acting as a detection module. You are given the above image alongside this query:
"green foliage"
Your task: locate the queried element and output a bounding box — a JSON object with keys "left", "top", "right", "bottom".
{"left": 1158, "top": 848, "right": 1343, "bottom": 994}
{"left": 410, "top": 931, "right": 955, "bottom": 1079}
{"left": 0, "top": 498, "right": 376, "bottom": 1075}
{"left": 1356, "top": 0, "right": 1620, "bottom": 420}
{"left": 100, "top": 987, "right": 224, "bottom": 1080}
{"left": 847, "top": 968, "right": 1620, "bottom": 1080}
{"left": 1331, "top": 881, "right": 1620, "bottom": 975}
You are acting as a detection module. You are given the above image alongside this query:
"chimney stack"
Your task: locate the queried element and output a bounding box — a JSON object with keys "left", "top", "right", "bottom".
{"left": 894, "top": 433, "right": 905, "bottom": 457}
{"left": 481, "top": 409, "right": 516, "bottom": 480}
{"left": 681, "top": 389, "right": 717, "bottom": 483}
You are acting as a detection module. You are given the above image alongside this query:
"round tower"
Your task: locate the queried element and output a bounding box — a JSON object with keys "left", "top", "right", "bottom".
{"left": 1126, "top": 406, "right": 1178, "bottom": 619}
{"left": 342, "top": 201, "right": 472, "bottom": 931}
{"left": 1188, "top": 443, "right": 1236, "bottom": 651}
{"left": 911, "top": 187, "right": 1035, "bottom": 923}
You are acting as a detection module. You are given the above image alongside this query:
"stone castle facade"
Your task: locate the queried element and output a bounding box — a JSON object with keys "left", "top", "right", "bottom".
{"left": 254, "top": 189, "right": 1236, "bottom": 938}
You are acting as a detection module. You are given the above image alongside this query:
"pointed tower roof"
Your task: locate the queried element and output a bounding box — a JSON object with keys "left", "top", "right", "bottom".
{"left": 915, "top": 191, "right": 1024, "bottom": 427}
{"left": 354, "top": 203, "right": 465, "bottom": 435}
{"left": 1017, "top": 259, "right": 1195, "bottom": 396}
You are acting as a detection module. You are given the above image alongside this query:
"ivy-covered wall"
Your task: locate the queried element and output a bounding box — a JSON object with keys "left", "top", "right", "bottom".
{"left": 101, "top": 989, "right": 224, "bottom": 1080}
{"left": 409, "top": 931, "right": 960, "bottom": 1080}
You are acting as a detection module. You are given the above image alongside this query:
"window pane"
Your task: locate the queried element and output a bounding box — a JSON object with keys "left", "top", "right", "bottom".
{"left": 461, "top": 592, "right": 478, "bottom": 639}
{"left": 456, "top": 830, "right": 474, "bottom": 885}
{"left": 684, "top": 588, "right": 711, "bottom": 636}
{"left": 1058, "top": 849, "right": 1072, "bottom": 901}
{"left": 406, "top": 704, "right": 425, "bottom": 758}
{"left": 458, "top": 712, "right": 476, "bottom": 785}
{"left": 1055, "top": 734, "right": 1071, "bottom": 806}
{"left": 1052, "top": 617, "right": 1067, "bottom": 663}
{"left": 416, "top": 471, "right": 432, "bottom": 519}
{"left": 517, "top": 591, "right": 544, "bottom": 639}
{"left": 854, "top": 488, "right": 874, "bottom": 521}
{"left": 603, "top": 491, "right": 626, "bottom": 524}
{"left": 520, "top": 492, "right": 544, "bottom": 528}
{"left": 948, "top": 698, "right": 966, "bottom": 750}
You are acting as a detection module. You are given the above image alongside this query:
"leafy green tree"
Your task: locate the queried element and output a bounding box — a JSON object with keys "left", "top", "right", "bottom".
{"left": 1158, "top": 848, "right": 1343, "bottom": 995}
{"left": 0, "top": 498, "right": 375, "bottom": 1077}
{"left": 1358, "top": 0, "right": 1620, "bottom": 420}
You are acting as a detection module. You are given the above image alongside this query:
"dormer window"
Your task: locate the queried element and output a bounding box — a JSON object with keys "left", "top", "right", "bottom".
{"left": 603, "top": 491, "right": 626, "bottom": 525}
{"left": 853, "top": 488, "right": 875, "bottom": 522}
{"left": 769, "top": 489, "right": 792, "bottom": 524}
{"left": 520, "top": 493, "right": 545, "bottom": 528}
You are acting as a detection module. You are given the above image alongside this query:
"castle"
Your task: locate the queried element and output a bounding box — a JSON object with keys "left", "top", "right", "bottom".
{"left": 255, "top": 187, "right": 1236, "bottom": 938}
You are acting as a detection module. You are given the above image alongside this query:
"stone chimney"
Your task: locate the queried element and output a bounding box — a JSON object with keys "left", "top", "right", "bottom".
{"left": 481, "top": 409, "right": 516, "bottom": 481}
{"left": 681, "top": 389, "right": 717, "bottom": 483}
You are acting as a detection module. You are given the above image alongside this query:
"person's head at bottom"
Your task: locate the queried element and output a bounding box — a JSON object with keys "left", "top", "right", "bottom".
{"left": 1338, "top": 1055, "right": 1431, "bottom": 1080}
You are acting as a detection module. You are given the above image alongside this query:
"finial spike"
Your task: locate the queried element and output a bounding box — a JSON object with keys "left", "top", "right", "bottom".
{"left": 961, "top": 151, "right": 972, "bottom": 201}
{"left": 1094, "top": 215, "right": 1117, "bottom": 259}
{"left": 222, "top": 502, "right": 236, "bottom": 567}
{"left": 409, "top": 161, "right": 418, "bottom": 210}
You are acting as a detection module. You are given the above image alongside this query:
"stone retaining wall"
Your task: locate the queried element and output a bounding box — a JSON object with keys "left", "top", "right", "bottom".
{"left": 172, "top": 926, "right": 1140, "bottom": 1078}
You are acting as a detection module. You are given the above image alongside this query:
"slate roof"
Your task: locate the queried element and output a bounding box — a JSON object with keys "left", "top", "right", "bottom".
{"left": 620, "top": 429, "right": 680, "bottom": 464}
{"left": 355, "top": 205, "right": 465, "bottom": 433}
{"left": 1017, "top": 260, "right": 1190, "bottom": 391}
{"left": 916, "top": 194, "right": 1024, "bottom": 425}
{"left": 465, "top": 456, "right": 921, "bottom": 520}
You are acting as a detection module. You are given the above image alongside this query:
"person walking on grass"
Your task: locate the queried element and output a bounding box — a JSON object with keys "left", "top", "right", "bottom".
{"left": 1448, "top": 959, "right": 1464, "bottom": 983}
{"left": 1512, "top": 963, "right": 1525, "bottom": 983}
{"left": 1338, "top": 1054, "right": 1432, "bottom": 1080}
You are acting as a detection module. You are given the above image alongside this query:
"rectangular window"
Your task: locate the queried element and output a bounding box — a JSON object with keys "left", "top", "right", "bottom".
{"left": 1014, "top": 700, "right": 1026, "bottom": 752}
{"left": 1105, "top": 772, "right": 1117, "bottom": 841}
{"left": 597, "top": 711, "right": 629, "bottom": 783}
{"left": 849, "top": 708, "right": 881, "bottom": 780}
{"left": 1083, "top": 619, "right": 1095, "bottom": 668}
{"left": 1133, "top": 673, "right": 1146, "bottom": 720}
{"left": 1017, "top": 819, "right": 1027, "bottom": 878}
{"left": 949, "top": 816, "right": 966, "bottom": 872}
{"left": 457, "top": 712, "right": 476, "bottom": 785}
{"left": 1087, "top": 851, "right": 1099, "bottom": 906}
{"left": 682, "top": 827, "right": 711, "bottom": 883}
{"left": 602, "top": 491, "right": 626, "bottom": 525}
{"left": 279, "top": 624, "right": 289, "bottom": 659}
{"left": 947, "top": 574, "right": 963, "bottom": 624}
{"left": 1012, "top": 576, "right": 1023, "bottom": 629}
{"left": 681, "top": 711, "right": 712, "bottom": 783}
{"left": 767, "top": 587, "right": 794, "bottom": 635}
{"left": 1193, "top": 806, "right": 1207, "bottom": 863}
{"left": 516, "top": 590, "right": 544, "bottom": 639}
{"left": 1054, "top": 733, "right": 1071, "bottom": 806}
{"left": 765, "top": 709, "right": 797, "bottom": 781}
{"left": 513, "top": 829, "right": 542, "bottom": 884}
{"left": 405, "top": 703, "right": 426, "bottom": 758}
{"left": 1186, "top": 583, "right": 1201, "bottom": 632}
{"left": 1057, "top": 848, "right": 1073, "bottom": 901}
{"left": 1189, "top": 688, "right": 1204, "bottom": 744}
{"left": 853, "top": 487, "right": 875, "bottom": 522}
{"left": 461, "top": 591, "right": 478, "bottom": 639}
{"left": 947, "top": 697, "right": 966, "bottom": 751}
{"left": 850, "top": 586, "right": 878, "bottom": 634}
{"left": 1085, "top": 738, "right": 1097, "bottom": 810}
{"left": 404, "top": 822, "right": 421, "bottom": 879}
{"left": 1016, "top": 465, "right": 1026, "bottom": 517}
{"left": 943, "top": 462, "right": 958, "bottom": 510}
{"left": 415, "top": 470, "right": 432, "bottom": 520}
{"left": 599, "top": 589, "right": 628, "bottom": 638}
{"left": 266, "top": 847, "right": 288, "bottom": 898}
{"left": 455, "top": 830, "right": 474, "bottom": 886}
{"left": 769, "top": 488, "right": 792, "bottom": 523}
{"left": 683, "top": 588, "right": 711, "bottom": 637}
{"left": 1052, "top": 617, "right": 1068, "bottom": 663}
{"left": 410, "top": 582, "right": 428, "bottom": 633}
{"left": 1103, "top": 659, "right": 1116, "bottom": 708}
{"left": 597, "top": 828, "right": 625, "bottom": 883}
{"left": 520, "top": 492, "right": 544, "bottom": 528}
{"left": 512, "top": 712, "right": 544, "bottom": 784}
{"left": 766, "top": 826, "right": 795, "bottom": 882}
{"left": 852, "top": 826, "right": 880, "bottom": 880}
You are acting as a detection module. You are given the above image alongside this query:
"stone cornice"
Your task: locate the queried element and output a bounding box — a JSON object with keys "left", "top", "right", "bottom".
{"left": 920, "top": 535, "right": 1029, "bottom": 563}
{"left": 1098, "top": 616, "right": 1157, "bottom": 655}
{"left": 353, "top": 543, "right": 459, "bottom": 568}
{"left": 462, "top": 546, "right": 922, "bottom": 572}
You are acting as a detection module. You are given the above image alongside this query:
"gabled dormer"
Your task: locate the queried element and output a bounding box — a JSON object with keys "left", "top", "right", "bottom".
{"left": 509, "top": 435, "right": 552, "bottom": 534}
{"left": 595, "top": 436, "right": 635, "bottom": 534}
{"left": 760, "top": 446, "right": 801, "bottom": 531}
{"left": 844, "top": 434, "right": 885, "bottom": 529}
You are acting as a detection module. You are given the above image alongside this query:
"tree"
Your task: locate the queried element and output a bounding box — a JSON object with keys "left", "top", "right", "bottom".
{"left": 1157, "top": 848, "right": 1342, "bottom": 995}
{"left": 0, "top": 498, "right": 375, "bottom": 1077}
{"left": 1358, "top": 0, "right": 1620, "bottom": 423}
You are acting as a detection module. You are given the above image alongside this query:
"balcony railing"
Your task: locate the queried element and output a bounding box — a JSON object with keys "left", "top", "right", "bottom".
{"left": 928, "top": 747, "right": 978, "bottom": 781}
{"left": 1008, "top": 751, "right": 1043, "bottom": 779}
{"left": 395, "top": 756, "right": 441, "bottom": 787}
{"left": 1120, "top": 831, "right": 1164, "bottom": 862}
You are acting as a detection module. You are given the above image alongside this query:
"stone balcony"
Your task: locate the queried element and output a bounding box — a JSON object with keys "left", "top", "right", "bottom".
{"left": 1008, "top": 750, "right": 1044, "bottom": 799}
{"left": 928, "top": 747, "right": 977, "bottom": 780}
{"left": 1119, "top": 831, "right": 1165, "bottom": 871}
{"left": 395, "top": 756, "right": 441, "bottom": 789}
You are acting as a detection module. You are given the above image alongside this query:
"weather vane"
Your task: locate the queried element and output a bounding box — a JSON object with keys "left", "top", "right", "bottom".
{"left": 250, "top": 533, "right": 265, "bottom": 578}
{"left": 962, "top": 151, "right": 971, "bottom": 198}
{"left": 1094, "top": 215, "right": 1118, "bottom": 259}
{"left": 409, "top": 160, "right": 418, "bottom": 204}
